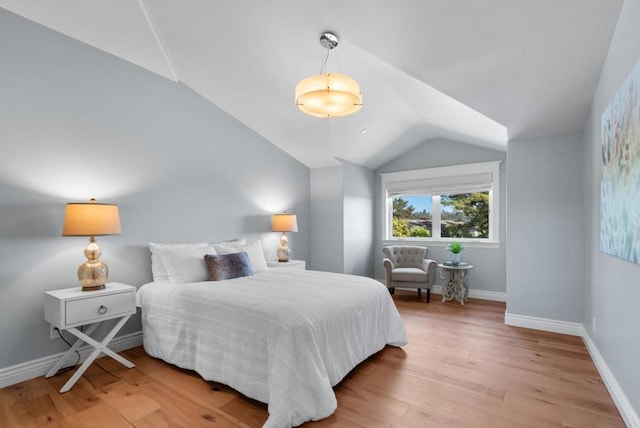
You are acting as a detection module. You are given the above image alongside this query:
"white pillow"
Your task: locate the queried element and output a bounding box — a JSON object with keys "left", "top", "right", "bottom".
{"left": 216, "top": 240, "right": 268, "bottom": 273}
{"left": 148, "top": 242, "right": 209, "bottom": 282}
{"left": 211, "top": 238, "right": 246, "bottom": 253}
{"left": 157, "top": 245, "right": 217, "bottom": 284}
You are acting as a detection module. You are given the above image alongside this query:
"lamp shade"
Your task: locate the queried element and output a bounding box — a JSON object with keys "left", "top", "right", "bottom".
{"left": 271, "top": 213, "right": 298, "bottom": 233}
{"left": 62, "top": 200, "right": 122, "bottom": 236}
{"left": 295, "top": 73, "right": 363, "bottom": 118}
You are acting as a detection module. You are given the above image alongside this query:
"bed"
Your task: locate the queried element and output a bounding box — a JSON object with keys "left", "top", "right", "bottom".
{"left": 137, "top": 265, "right": 407, "bottom": 428}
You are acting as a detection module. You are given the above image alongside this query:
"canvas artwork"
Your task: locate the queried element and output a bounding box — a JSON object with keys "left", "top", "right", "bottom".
{"left": 601, "top": 58, "right": 640, "bottom": 264}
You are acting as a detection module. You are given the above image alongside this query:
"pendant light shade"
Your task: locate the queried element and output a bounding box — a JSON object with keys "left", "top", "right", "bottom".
{"left": 295, "top": 32, "right": 363, "bottom": 119}
{"left": 295, "top": 73, "right": 363, "bottom": 118}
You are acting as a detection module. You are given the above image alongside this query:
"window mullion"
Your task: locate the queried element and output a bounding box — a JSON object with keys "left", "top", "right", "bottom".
{"left": 432, "top": 195, "right": 441, "bottom": 239}
{"left": 386, "top": 197, "right": 393, "bottom": 239}
{"left": 488, "top": 190, "right": 494, "bottom": 241}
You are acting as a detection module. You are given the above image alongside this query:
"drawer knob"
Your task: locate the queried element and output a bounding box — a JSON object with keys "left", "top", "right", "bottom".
{"left": 98, "top": 305, "right": 108, "bottom": 315}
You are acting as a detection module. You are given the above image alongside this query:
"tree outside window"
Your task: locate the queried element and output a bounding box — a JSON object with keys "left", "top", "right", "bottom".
{"left": 392, "top": 192, "right": 489, "bottom": 239}
{"left": 392, "top": 197, "right": 432, "bottom": 238}
{"left": 441, "top": 192, "right": 489, "bottom": 238}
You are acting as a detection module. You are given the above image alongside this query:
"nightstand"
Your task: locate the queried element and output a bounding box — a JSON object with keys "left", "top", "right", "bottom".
{"left": 44, "top": 282, "right": 136, "bottom": 392}
{"left": 267, "top": 259, "right": 306, "bottom": 270}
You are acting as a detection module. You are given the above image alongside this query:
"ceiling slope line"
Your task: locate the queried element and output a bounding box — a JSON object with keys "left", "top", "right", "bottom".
{"left": 137, "top": 0, "right": 178, "bottom": 82}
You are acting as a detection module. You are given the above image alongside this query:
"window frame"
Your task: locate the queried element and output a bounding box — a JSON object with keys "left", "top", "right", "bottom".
{"left": 381, "top": 161, "right": 501, "bottom": 246}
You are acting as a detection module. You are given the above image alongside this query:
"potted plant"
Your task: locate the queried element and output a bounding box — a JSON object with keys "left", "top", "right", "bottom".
{"left": 446, "top": 242, "right": 465, "bottom": 266}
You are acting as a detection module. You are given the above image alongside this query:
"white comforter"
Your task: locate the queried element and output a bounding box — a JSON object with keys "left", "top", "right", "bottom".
{"left": 137, "top": 268, "right": 407, "bottom": 428}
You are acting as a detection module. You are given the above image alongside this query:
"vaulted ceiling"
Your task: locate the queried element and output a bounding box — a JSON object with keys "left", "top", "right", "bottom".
{"left": 0, "top": 1, "right": 623, "bottom": 169}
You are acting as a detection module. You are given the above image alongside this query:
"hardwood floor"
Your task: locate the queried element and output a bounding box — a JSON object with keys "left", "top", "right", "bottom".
{"left": 0, "top": 291, "right": 625, "bottom": 427}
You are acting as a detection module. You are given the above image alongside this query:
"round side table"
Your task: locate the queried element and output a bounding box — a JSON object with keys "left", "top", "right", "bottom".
{"left": 438, "top": 263, "right": 474, "bottom": 305}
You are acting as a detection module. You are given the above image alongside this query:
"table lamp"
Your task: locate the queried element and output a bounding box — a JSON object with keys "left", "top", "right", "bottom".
{"left": 62, "top": 198, "right": 122, "bottom": 291}
{"left": 271, "top": 212, "right": 298, "bottom": 262}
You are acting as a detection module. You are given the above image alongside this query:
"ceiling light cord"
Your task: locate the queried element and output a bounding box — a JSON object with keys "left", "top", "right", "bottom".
{"left": 319, "top": 48, "right": 329, "bottom": 74}
{"left": 319, "top": 46, "right": 342, "bottom": 75}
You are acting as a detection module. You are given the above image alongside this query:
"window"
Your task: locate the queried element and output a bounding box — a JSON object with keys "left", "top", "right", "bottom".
{"left": 381, "top": 161, "right": 501, "bottom": 243}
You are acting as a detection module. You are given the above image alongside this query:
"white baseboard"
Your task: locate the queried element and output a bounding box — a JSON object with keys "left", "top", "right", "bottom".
{"left": 504, "top": 312, "right": 584, "bottom": 336}
{"left": 431, "top": 285, "right": 506, "bottom": 302}
{"left": 0, "top": 330, "right": 142, "bottom": 389}
{"left": 377, "top": 280, "right": 506, "bottom": 302}
{"left": 581, "top": 327, "right": 640, "bottom": 428}
{"left": 505, "top": 313, "right": 639, "bottom": 427}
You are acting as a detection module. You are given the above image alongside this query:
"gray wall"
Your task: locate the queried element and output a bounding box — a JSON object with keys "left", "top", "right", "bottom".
{"left": 506, "top": 133, "right": 584, "bottom": 322}
{"left": 342, "top": 160, "right": 375, "bottom": 277}
{"left": 583, "top": 0, "right": 640, "bottom": 411}
{"left": 309, "top": 161, "right": 376, "bottom": 276}
{"left": 310, "top": 166, "right": 344, "bottom": 272}
{"left": 374, "top": 138, "right": 507, "bottom": 293}
{"left": 0, "top": 10, "right": 310, "bottom": 368}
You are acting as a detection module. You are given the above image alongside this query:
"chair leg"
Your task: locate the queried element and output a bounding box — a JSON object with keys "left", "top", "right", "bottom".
{"left": 418, "top": 288, "right": 422, "bottom": 298}
{"left": 388, "top": 287, "right": 395, "bottom": 295}
{"left": 426, "top": 288, "right": 431, "bottom": 303}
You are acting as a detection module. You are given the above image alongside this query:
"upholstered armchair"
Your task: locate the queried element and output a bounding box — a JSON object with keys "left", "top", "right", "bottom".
{"left": 383, "top": 246, "right": 437, "bottom": 302}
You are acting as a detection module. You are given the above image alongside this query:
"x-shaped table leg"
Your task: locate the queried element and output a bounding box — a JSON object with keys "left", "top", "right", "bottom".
{"left": 45, "top": 315, "right": 135, "bottom": 393}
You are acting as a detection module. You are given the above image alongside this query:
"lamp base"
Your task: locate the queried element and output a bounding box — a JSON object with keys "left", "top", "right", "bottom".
{"left": 82, "top": 284, "right": 106, "bottom": 292}
{"left": 277, "top": 250, "right": 290, "bottom": 263}
{"left": 77, "top": 239, "right": 109, "bottom": 291}
{"left": 78, "top": 260, "right": 109, "bottom": 291}
{"left": 277, "top": 232, "right": 291, "bottom": 262}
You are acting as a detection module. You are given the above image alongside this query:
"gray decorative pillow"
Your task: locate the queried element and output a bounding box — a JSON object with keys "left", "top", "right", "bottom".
{"left": 204, "top": 252, "right": 254, "bottom": 281}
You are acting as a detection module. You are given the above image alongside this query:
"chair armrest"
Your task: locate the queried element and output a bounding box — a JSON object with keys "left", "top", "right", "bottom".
{"left": 422, "top": 259, "right": 437, "bottom": 285}
{"left": 383, "top": 257, "right": 394, "bottom": 287}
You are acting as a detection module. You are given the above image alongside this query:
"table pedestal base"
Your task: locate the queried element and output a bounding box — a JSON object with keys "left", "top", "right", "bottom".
{"left": 439, "top": 265, "right": 473, "bottom": 305}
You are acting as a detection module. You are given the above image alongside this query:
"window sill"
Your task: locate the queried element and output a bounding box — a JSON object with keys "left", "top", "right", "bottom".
{"left": 381, "top": 239, "right": 501, "bottom": 249}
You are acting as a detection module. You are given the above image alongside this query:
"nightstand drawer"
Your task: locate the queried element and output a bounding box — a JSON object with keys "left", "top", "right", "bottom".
{"left": 66, "top": 291, "right": 134, "bottom": 325}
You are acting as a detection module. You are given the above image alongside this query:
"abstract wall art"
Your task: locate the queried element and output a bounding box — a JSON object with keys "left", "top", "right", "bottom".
{"left": 601, "top": 58, "right": 640, "bottom": 264}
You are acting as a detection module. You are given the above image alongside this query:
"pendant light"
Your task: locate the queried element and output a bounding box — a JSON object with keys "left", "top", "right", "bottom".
{"left": 295, "top": 32, "right": 363, "bottom": 118}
